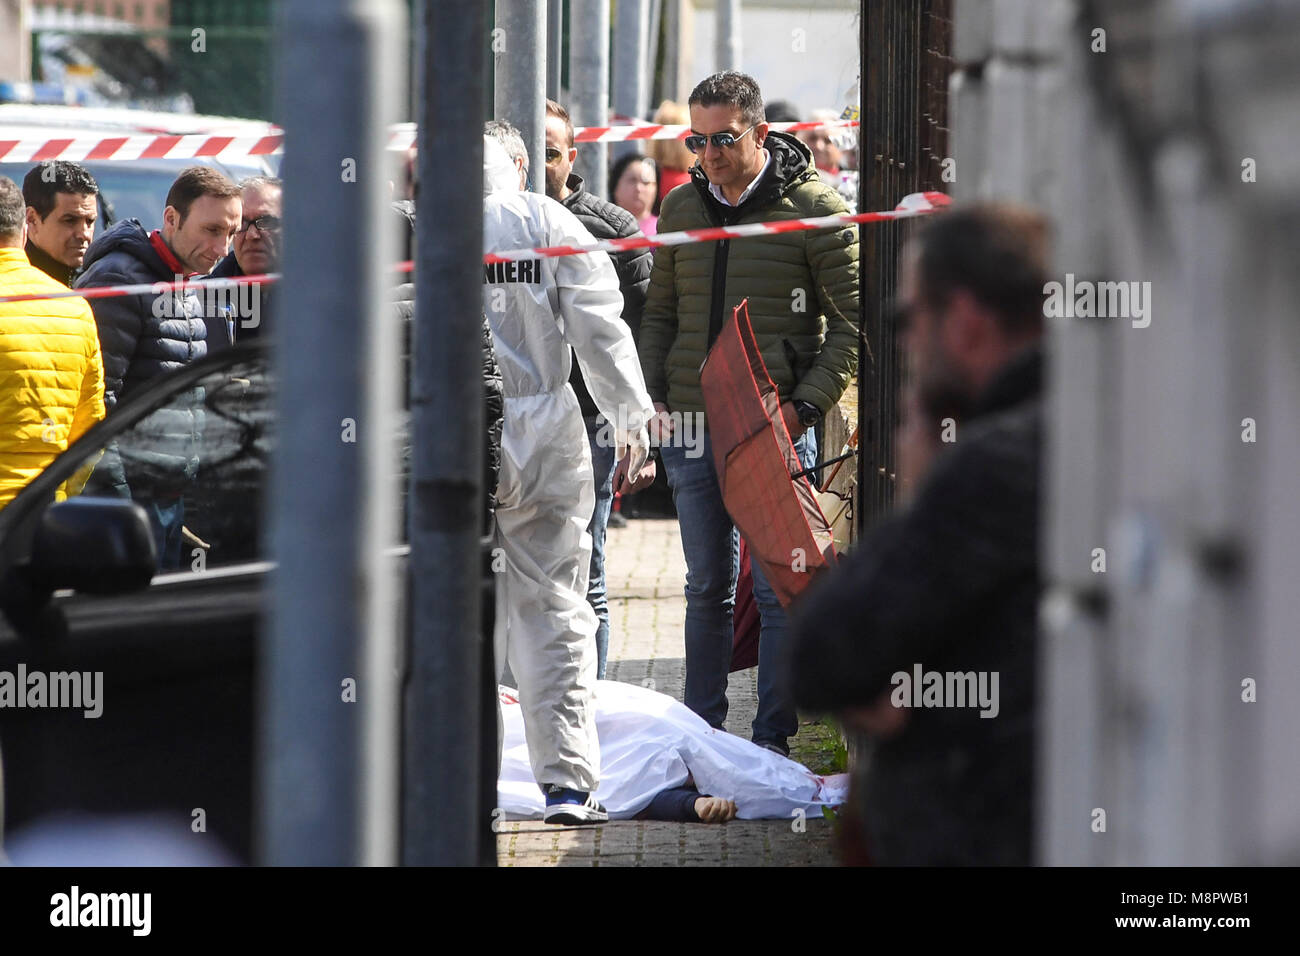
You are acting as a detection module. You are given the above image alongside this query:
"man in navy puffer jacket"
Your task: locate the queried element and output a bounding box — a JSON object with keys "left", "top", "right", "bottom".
{"left": 75, "top": 165, "right": 242, "bottom": 569}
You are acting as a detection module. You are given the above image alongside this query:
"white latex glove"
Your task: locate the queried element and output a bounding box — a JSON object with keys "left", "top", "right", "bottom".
{"left": 616, "top": 425, "right": 651, "bottom": 480}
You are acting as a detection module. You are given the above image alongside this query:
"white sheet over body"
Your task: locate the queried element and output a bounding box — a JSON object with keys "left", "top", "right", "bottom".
{"left": 498, "top": 680, "right": 850, "bottom": 820}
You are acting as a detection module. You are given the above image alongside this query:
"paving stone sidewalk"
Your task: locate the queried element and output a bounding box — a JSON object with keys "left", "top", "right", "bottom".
{"left": 496, "top": 517, "right": 838, "bottom": 867}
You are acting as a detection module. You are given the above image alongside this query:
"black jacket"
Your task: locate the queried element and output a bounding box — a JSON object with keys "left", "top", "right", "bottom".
{"left": 790, "top": 345, "right": 1043, "bottom": 866}
{"left": 639, "top": 131, "right": 858, "bottom": 417}
{"left": 24, "top": 239, "right": 76, "bottom": 287}
{"left": 75, "top": 218, "right": 214, "bottom": 410}
{"left": 391, "top": 199, "right": 504, "bottom": 534}
{"left": 559, "top": 174, "right": 651, "bottom": 419}
{"left": 393, "top": 284, "right": 503, "bottom": 534}
{"left": 74, "top": 219, "right": 213, "bottom": 497}
{"left": 210, "top": 250, "right": 270, "bottom": 342}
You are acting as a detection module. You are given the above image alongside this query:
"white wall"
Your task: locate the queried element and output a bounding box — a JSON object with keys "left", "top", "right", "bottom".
{"left": 685, "top": 0, "right": 858, "bottom": 117}
{"left": 0, "top": 0, "right": 30, "bottom": 83}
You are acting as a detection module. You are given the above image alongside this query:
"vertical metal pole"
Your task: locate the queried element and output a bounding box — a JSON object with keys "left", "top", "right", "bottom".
{"left": 263, "top": 0, "right": 404, "bottom": 866}
{"left": 570, "top": 0, "right": 610, "bottom": 200}
{"left": 403, "top": 0, "right": 488, "bottom": 866}
{"left": 648, "top": 0, "right": 664, "bottom": 105}
{"left": 662, "top": 0, "right": 681, "bottom": 103}
{"left": 715, "top": 0, "right": 741, "bottom": 72}
{"left": 547, "top": 0, "right": 564, "bottom": 100}
{"left": 613, "top": 0, "right": 651, "bottom": 160}
{"left": 495, "top": 0, "right": 546, "bottom": 193}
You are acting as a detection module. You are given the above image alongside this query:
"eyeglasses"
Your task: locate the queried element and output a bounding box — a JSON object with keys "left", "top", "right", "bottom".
{"left": 236, "top": 214, "right": 281, "bottom": 236}
{"left": 544, "top": 147, "right": 564, "bottom": 166}
{"left": 683, "top": 124, "right": 758, "bottom": 154}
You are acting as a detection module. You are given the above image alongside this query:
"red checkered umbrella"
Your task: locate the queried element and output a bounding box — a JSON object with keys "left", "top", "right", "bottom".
{"left": 701, "top": 299, "right": 838, "bottom": 609}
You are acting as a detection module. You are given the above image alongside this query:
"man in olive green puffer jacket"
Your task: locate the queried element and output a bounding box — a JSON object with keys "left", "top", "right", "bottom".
{"left": 639, "top": 71, "right": 859, "bottom": 756}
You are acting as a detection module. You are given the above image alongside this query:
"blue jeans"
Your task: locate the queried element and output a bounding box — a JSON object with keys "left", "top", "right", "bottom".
{"left": 141, "top": 495, "right": 186, "bottom": 572}
{"left": 659, "top": 426, "right": 817, "bottom": 749}
{"left": 584, "top": 415, "right": 618, "bottom": 680}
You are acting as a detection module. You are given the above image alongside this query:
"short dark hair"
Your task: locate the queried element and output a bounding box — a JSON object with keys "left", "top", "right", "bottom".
{"left": 545, "top": 99, "right": 574, "bottom": 148}
{"left": 912, "top": 203, "right": 1051, "bottom": 336}
{"left": 688, "top": 71, "right": 766, "bottom": 128}
{"left": 22, "top": 161, "right": 99, "bottom": 221}
{"left": 0, "top": 176, "right": 24, "bottom": 238}
{"left": 165, "top": 165, "right": 240, "bottom": 223}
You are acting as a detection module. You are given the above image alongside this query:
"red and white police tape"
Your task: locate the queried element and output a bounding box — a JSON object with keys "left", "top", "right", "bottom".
{"left": 482, "top": 190, "right": 948, "bottom": 264}
{"left": 577, "top": 119, "right": 857, "bottom": 143}
{"left": 385, "top": 119, "right": 860, "bottom": 149}
{"left": 0, "top": 192, "right": 949, "bottom": 305}
{"left": 0, "top": 120, "right": 860, "bottom": 164}
{"left": 0, "top": 133, "right": 284, "bottom": 165}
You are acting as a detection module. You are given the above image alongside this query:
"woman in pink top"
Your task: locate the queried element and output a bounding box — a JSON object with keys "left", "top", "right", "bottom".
{"left": 610, "top": 153, "right": 659, "bottom": 236}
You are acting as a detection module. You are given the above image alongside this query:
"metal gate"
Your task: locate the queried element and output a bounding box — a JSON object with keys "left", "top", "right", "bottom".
{"left": 857, "top": 0, "right": 953, "bottom": 530}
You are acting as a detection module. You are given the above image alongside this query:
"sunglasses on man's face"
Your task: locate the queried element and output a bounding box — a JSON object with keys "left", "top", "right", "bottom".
{"left": 237, "top": 214, "right": 281, "bottom": 235}
{"left": 683, "top": 124, "right": 758, "bottom": 154}
{"left": 545, "top": 147, "right": 565, "bottom": 166}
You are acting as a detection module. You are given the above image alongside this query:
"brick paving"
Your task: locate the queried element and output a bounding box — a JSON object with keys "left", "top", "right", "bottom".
{"left": 496, "top": 517, "right": 837, "bottom": 867}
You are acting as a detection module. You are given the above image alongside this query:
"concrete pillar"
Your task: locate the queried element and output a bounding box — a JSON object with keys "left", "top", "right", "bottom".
{"left": 570, "top": 0, "right": 611, "bottom": 198}
{"left": 495, "top": 0, "right": 547, "bottom": 193}
{"left": 715, "top": 0, "right": 741, "bottom": 72}
{"left": 0, "top": 0, "right": 29, "bottom": 83}
{"left": 613, "top": 0, "right": 652, "bottom": 160}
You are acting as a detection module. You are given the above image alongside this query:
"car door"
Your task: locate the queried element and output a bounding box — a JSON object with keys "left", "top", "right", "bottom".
{"left": 0, "top": 343, "right": 273, "bottom": 862}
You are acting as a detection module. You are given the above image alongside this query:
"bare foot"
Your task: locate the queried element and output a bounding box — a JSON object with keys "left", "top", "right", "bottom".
{"left": 694, "top": 796, "right": 738, "bottom": 823}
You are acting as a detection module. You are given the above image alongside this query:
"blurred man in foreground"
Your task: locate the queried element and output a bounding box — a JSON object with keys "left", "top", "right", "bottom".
{"left": 791, "top": 204, "right": 1049, "bottom": 865}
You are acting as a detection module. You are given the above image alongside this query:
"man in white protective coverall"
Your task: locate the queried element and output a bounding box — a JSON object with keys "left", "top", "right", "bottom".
{"left": 482, "top": 136, "right": 656, "bottom": 825}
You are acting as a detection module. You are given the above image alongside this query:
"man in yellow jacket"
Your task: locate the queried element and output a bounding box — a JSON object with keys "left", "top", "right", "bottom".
{"left": 0, "top": 176, "right": 106, "bottom": 508}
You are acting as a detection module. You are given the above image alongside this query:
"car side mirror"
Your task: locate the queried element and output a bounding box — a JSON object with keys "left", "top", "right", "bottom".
{"left": 30, "top": 498, "right": 157, "bottom": 594}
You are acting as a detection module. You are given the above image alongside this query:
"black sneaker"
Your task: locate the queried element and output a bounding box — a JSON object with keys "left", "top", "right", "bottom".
{"left": 542, "top": 785, "right": 609, "bottom": 825}
{"left": 607, "top": 511, "right": 628, "bottom": 529}
{"left": 755, "top": 740, "right": 790, "bottom": 758}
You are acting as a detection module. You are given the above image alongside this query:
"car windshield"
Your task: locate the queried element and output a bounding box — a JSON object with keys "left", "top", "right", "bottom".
{"left": 1, "top": 347, "right": 414, "bottom": 575}
{"left": 65, "top": 354, "right": 276, "bottom": 572}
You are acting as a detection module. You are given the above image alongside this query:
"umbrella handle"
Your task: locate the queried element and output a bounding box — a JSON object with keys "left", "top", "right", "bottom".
{"left": 819, "top": 427, "right": 860, "bottom": 490}
{"left": 791, "top": 447, "right": 857, "bottom": 483}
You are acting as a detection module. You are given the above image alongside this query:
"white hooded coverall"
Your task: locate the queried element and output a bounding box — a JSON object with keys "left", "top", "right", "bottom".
{"left": 482, "top": 138, "right": 654, "bottom": 793}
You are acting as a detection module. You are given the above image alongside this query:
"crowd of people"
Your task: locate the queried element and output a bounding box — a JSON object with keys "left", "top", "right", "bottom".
{"left": 482, "top": 72, "right": 1043, "bottom": 850}
{"left": 0, "top": 69, "right": 1047, "bottom": 856}
{"left": 0, "top": 160, "right": 280, "bottom": 563}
